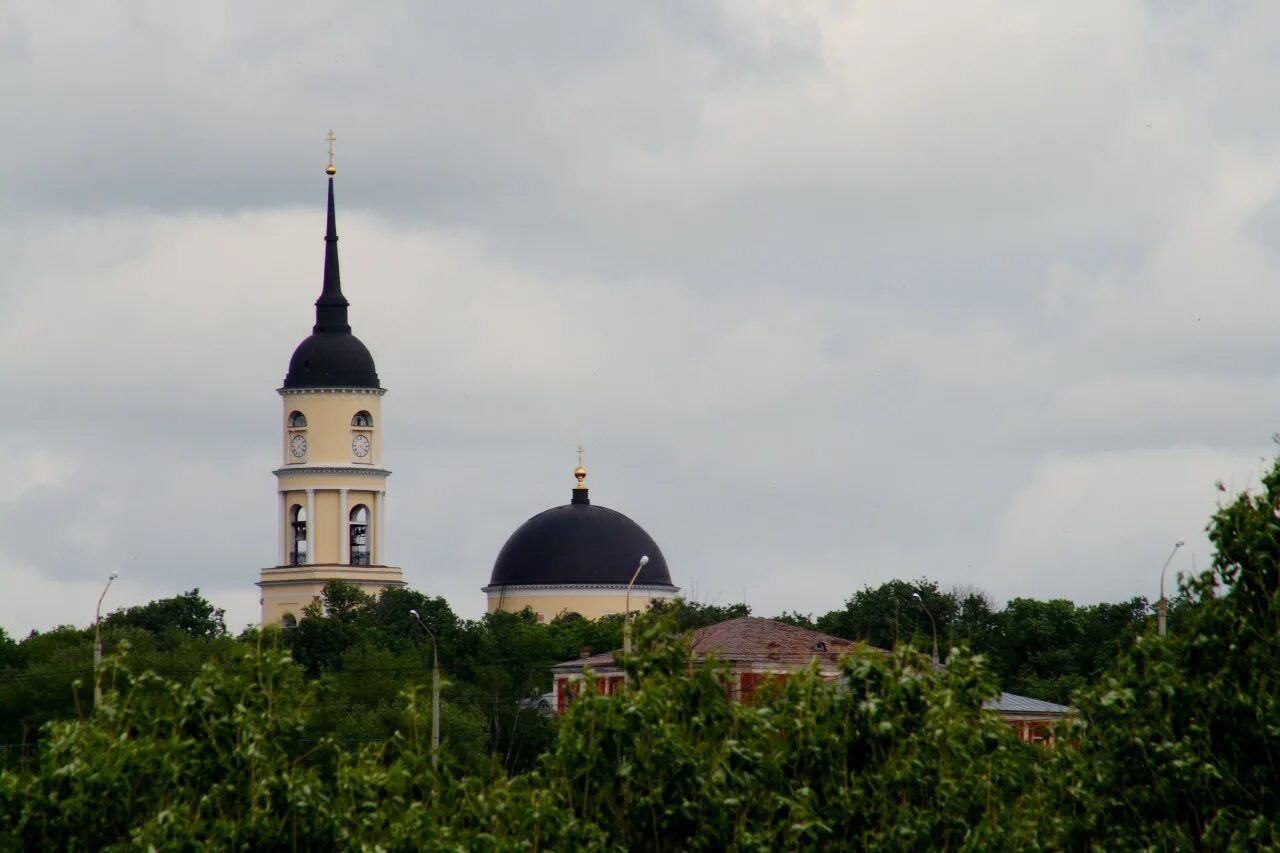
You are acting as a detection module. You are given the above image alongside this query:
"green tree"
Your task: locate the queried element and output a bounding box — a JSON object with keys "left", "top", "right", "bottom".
{"left": 1046, "top": 453, "right": 1280, "bottom": 847}
{"left": 0, "top": 629, "right": 20, "bottom": 671}
{"left": 773, "top": 610, "right": 817, "bottom": 630}
{"left": 948, "top": 587, "right": 1000, "bottom": 654}
{"left": 103, "top": 588, "right": 226, "bottom": 638}
{"left": 645, "top": 598, "right": 750, "bottom": 631}
{"left": 317, "top": 579, "right": 375, "bottom": 622}
{"left": 0, "top": 626, "right": 92, "bottom": 748}
{"left": 544, "top": 615, "right": 1040, "bottom": 849}
{"left": 287, "top": 612, "right": 361, "bottom": 677}
{"left": 990, "top": 597, "right": 1085, "bottom": 703}
{"left": 0, "top": 646, "right": 595, "bottom": 850}
{"left": 816, "top": 578, "right": 956, "bottom": 658}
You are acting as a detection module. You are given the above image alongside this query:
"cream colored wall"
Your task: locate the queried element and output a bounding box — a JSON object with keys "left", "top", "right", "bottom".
{"left": 275, "top": 488, "right": 381, "bottom": 567}
{"left": 488, "top": 590, "right": 678, "bottom": 622}
{"left": 312, "top": 490, "right": 340, "bottom": 564}
{"left": 281, "top": 391, "right": 383, "bottom": 466}
{"left": 259, "top": 565, "right": 405, "bottom": 626}
{"left": 345, "top": 490, "right": 377, "bottom": 514}
{"left": 274, "top": 391, "right": 388, "bottom": 571}
{"left": 265, "top": 391, "right": 396, "bottom": 624}
{"left": 279, "top": 473, "right": 388, "bottom": 490}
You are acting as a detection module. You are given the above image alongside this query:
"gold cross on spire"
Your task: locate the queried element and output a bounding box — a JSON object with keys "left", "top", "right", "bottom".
{"left": 325, "top": 129, "right": 337, "bottom": 175}
{"left": 574, "top": 445, "right": 587, "bottom": 489}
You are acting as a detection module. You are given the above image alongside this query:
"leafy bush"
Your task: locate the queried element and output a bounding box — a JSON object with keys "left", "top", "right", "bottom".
{"left": 0, "top": 646, "right": 596, "bottom": 851}
{"left": 547, "top": 623, "right": 1041, "bottom": 850}
{"left": 7, "top": 458, "right": 1280, "bottom": 848}
{"left": 1041, "top": 457, "right": 1280, "bottom": 849}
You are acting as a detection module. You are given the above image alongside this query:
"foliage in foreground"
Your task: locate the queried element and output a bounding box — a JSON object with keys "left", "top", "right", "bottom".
{"left": 1039, "top": 455, "right": 1280, "bottom": 850}
{"left": 547, "top": 639, "right": 1037, "bottom": 849}
{"left": 0, "top": 643, "right": 599, "bottom": 851}
{"left": 5, "top": 457, "right": 1280, "bottom": 848}
{"left": 0, "top": 631, "right": 1040, "bottom": 850}
{"left": 0, "top": 570, "right": 1162, "bottom": 761}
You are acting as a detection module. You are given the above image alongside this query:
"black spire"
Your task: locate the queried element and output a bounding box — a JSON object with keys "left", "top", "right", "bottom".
{"left": 282, "top": 169, "right": 381, "bottom": 390}
{"left": 314, "top": 177, "right": 350, "bottom": 334}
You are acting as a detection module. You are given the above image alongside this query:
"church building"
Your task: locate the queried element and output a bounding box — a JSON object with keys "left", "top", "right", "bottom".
{"left": 257, "top": 157, "right": 404, "bottom": 626}
{"left": 254, "top": 139, "right": 678, "bottom": 626}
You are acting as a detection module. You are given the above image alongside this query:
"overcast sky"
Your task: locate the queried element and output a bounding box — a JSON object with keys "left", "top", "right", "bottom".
{"left": 3, "top": 1, "right": 1279, "bottom": 635}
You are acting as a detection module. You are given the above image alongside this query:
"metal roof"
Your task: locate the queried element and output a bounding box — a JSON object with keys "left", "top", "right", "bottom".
{"left": 983, "top": 692, "right": 1071, "bottom": 714}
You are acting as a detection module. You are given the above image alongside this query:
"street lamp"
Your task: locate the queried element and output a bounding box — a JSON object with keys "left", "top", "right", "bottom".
{"left": 911, "top": 592, "right": 940, "bottom": 666}
{"left": 623, "top": 555, "right": 648, "bottom": 655}
{"left": 1158, "top": 539, "right": 1186, "bottom": 638}
{"left": 408, "top": 609, "right": 441, "bottom": 766}
{"left": 94, "top": 572, "right": 118, "bottom": 708}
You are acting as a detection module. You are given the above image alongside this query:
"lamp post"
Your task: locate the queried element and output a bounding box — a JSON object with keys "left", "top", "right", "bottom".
{"left": 408, "top": 609, "right": 441, "bottom": 766}
{"left": 623, "top": 555, "right": 648, "bottom": 655}
{"left": 911, "top": 592, "right": 940, "bottom": 666}
{"left": 1158, "top": 539, "right": 1186, "bottom": 638}
{"left": 94, "top": 572, "right": 118, "bottom": 708}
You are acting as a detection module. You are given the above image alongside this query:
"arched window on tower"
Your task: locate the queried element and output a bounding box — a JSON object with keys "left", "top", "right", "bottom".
{"left": 352, "top": 411, "right": 373, "bottom": 427}
{"left": 350, "top": 505, "right": 370, "bottom": 565}
{"left": 280, "top": 612, "right": 297, "bottom": 628}
{"left": 288, "top": 411, "right": 307, "bottom": 428}
{"left": 290, "top": 505, "right": 308, "bottom": 565}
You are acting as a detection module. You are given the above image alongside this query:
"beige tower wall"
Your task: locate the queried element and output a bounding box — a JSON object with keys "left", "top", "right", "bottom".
{"left": 281, "top": 390, "right": 383, "bottom": 466}
{"left": 259, "top": 387, "right": 401, "bottom": 627}
{"left": 260, "top": 565, "right": 405, "bottom": 626}
{"left": 313, "top": 490, "right": 341, "bottom": 564}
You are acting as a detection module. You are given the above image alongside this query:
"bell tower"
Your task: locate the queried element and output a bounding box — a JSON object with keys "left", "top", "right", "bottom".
{"left": 257, "top": 141, "right": 404, "bottom": 626}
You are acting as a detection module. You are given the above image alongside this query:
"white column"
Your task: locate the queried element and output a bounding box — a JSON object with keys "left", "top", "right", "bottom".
{"left": 339, "top": 488, "right": 349, "bottom": 565}
{"left": 278, "top": 492, "right": 287, "bottom": 565}
{"left": 305, "top": 488, "right": 315, "bottom": 565}
{"left": 376, "top": 490, "right": 386, "bottom": 565}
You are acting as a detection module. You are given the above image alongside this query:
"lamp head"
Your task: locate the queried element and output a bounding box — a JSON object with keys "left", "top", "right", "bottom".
{"left": 109, "top": 572, "right": 118, "bottom": 580}
{"left": 912, "top": 592, "right": 922, "bottom": 600}
{"left": 1175, "top": 539, "right": 1185, "bottom": 548}
{"left": 639, "top": 556, "right": 649, "bottom": 567}
{"left": 409, "top": 609, "right": 419, "bottom": 618}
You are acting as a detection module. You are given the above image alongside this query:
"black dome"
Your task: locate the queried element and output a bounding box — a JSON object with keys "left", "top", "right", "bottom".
{"left": 489, "top": 495, "right": 674, "bottom": 588}
{"left": 284, "top": 333, "right": 380, "bottom": 389}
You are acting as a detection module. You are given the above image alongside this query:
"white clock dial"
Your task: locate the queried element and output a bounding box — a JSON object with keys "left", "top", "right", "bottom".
{"left": 352, "top": 434, "right": 370, "bottom": 458}
{"left": 290, "top": 434, "right": 308, "bottom": 458}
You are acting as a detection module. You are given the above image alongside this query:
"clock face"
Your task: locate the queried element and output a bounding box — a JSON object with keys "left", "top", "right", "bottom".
{"left": 352, "top": 434, "right": 371, "bottom": 458}
{"left": 290, "top": 434, "right": 308, "bottom": 458}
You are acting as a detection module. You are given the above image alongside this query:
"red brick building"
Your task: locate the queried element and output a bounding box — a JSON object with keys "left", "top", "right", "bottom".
{"left": 550, "top": 616, "right": 1070, "bottom": 742}
{"left": 551, "top": 617, "right": 858, "bottom": 712}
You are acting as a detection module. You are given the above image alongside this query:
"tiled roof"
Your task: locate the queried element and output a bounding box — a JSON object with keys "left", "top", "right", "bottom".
{"left": 688, "top": 617, "right": 861, "bottom": 667}
{"left": 552, "top": 617, "right": 873, "bottom": 671}
{"left": 983, "top": 692, "right": 1071, "bottom": 714}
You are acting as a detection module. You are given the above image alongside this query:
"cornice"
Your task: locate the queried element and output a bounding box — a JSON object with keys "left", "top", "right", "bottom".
{"left": 274, "top": 465, "right": 392, "bottom": 478}
{"left": 258, "top": 577, "right": 405, "bottom": 589}
{"left": 278, "top": 387, "right": 387, "bottom": 397}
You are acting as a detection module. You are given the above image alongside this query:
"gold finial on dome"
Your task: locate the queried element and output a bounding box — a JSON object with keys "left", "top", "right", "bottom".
{"left": 574, "top": 444, "right": 587, "bottom": 490}
{"left": 325, "top": 129, "right": 337, "bottom": 175}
